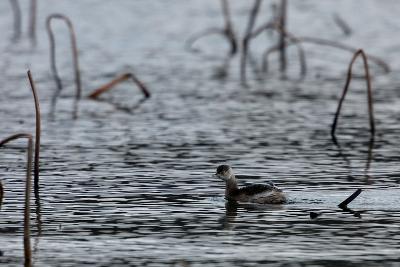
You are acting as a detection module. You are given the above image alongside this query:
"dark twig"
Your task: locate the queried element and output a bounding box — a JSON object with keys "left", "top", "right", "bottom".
{"left": 28, "top": 0, "right": 37, "bottom": 46}
{"left": 46, "top": 14, "right": 82, "bottom": 112}
{"left": 0, "top": 181, "right": 3, "bottom": 209}
{"left": 186, "top": 0, "right": 237, "bottom": 56}
{"left": 9, "top": 0, "right": 22, "bottom": 42}
{"left": 0, "top": 133, "right": 33, "bottom": 267}
{"left": 88, "top": 73, "right": 151, "bottom": 99}
{"left": 240, "top": 0, "right": 262, "bottom": 85}
{"left": 338, "top": 189, "right": 362, "bottom": 209}
{"left": 333, "top": 13, "right": 352, "bottom": 36}
{"left": 27, "top": 70, "right": 41, "bottom": 196}
{"left": 331, "top": 49, "right": 375, "bottom": 140}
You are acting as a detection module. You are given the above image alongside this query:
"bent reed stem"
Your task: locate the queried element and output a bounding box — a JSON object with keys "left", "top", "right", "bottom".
{"left": 46, "top": 14, "right": 82, "bottom": 104}
{"left": 0, "top": 133, "right": 33, "bottom": 267}
{"left": 331, "top": 49, "right": 375, "bottom": 140}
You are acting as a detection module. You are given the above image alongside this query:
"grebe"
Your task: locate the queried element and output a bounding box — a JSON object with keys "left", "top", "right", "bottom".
{"left": 215, "top": 165, "right": 287, "bottom": 204}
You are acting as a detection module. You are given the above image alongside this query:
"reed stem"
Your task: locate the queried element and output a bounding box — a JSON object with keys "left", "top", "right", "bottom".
{"left": 27, "top": 70, "right": 41, "bottom": 195}
{"left": 240, "top": 0, "right": 262, "bottom": 85}
{"left": 278, "top": 0, "right": 287, "bottom": 74}
{"left": 331, "top": 49, "right": 375, "bottom": 140}
{"left": 9, "top": 0, "right": 22, "bottom": 42}
{"left": 46, "top": 14, "right": 82, "bottom": 106}
{"left": 28, "top": 0, "right": 37, "bottom": 46}
{"left": 186, "top": 0, "right": 237, "bottom": 56}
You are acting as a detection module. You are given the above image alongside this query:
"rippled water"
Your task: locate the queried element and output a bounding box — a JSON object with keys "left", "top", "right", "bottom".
{"left": 0, "top": 0, "right": 400, "bottom": 266}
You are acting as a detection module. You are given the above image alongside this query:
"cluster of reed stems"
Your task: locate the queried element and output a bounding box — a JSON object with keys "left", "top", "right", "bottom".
{"left": 46, "top": 13, "right": 151, "bottom": 118}
{"left": 187, "top": 0, "right": 389, "bottom": 85}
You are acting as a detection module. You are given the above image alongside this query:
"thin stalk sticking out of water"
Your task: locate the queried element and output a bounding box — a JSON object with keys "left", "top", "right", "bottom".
{"left": 240, "top": 0, "right": 262, "bottom": 86}
{"left": 333, "top": 13, "right": 352, "bottom": 36}
{"left": 27, "top": 70, "right": 41, "bottom": 196}
{"left": 186, "top": 0, "right": 237, "bottom": 56}
{"left": 278, "top": 0, "right": 287, "bottom": 74}
{"left": 0, "top": 133, "right": 33, "bottom": 267}
{"left": 28, "top": 0, "right": 37, "bottom": 46}
{"left": 331, "top": 49, "right": 375, "bottom": 142}
{"left": 0, "top": 181, "right": 3, "bottom": 209}
{"left": 338, "top": 189, "right": 362, "bottom": 209}
{"left": 9, "top": 0, "right": 22, "bottom": 42}
{"left": 88, "top": 73, "right": 151, "bottom": 99}
{"left": 46, "top": 14, "right": 82, "bottom": 112}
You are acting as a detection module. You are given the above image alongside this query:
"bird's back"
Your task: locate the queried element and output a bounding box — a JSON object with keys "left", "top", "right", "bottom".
{"left": 232, "top": 182, "right": 286, "bottom": 204}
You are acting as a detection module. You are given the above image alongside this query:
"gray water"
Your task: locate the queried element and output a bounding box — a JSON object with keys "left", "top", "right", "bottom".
{"left": 0, "top": 0, "right": 400, "bottom": 266}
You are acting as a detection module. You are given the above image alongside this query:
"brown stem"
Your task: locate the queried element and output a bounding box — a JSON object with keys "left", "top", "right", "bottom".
{"left": 88, "top": 73, "right": 151, "bottom": 99}
{"left": 331, "top": 49, "right": 375, "bottom": 140}
{"left": 9, "top": 0, "right": 22, "bottom": 42}
{"left": 27, "top": 70, "right": 41, "bottom": 195}
{"left": 28, "top": 0, "right": 37, "bottom": 46}
{"left": 278, "top": 0, "right": 287, "bottom": 73}
{"left": 0, "top": 133, "right": 33, "bottom": 267}
{"left": 240, "top": 0, "right": 262, "bottom": 85}
{"left": 46, "top": 14, "right": 82, "bottom": 104}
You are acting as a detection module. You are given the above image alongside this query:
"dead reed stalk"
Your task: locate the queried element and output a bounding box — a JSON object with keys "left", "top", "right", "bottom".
{"left": 46, "top": 14, "right": 82, "bottom": 103}
{"left": 278, "top": 0, "right": 287, "bottom": 73}
{"left": 240, "top": 0, "right": 262, "bottom": 85}
{"left": 88, "top": 73, "right": 151, "bottom": 99}
{"left": 9, "top": 0, "right": 22, "bottom": 41}
{"left": 331, "top": 49, "right": 375, "bottom": 141}
{"left": 186, "top": 0, "right": 237, "bottom": 56}
{"left": 0, "top": 133, "right": 33, "bottom": 267}
{"left": 28, "top": 0, "right": 37, "bottom": 46}
{"left": 27, "top": 70, "right": 41, "bottom": 195}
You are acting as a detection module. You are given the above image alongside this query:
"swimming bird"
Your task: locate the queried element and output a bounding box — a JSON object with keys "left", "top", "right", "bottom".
{"left": 215, "top": 165, "right": 286, "bottom": 204}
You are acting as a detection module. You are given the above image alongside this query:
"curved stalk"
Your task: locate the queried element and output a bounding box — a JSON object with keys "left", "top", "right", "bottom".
{"left": 0, "top": 133, "right": 33, "bottom": 267}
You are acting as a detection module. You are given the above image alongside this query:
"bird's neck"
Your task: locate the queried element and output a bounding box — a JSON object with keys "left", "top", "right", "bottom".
{"left": 225, "top": 175, "right": 238, "bottom": 197}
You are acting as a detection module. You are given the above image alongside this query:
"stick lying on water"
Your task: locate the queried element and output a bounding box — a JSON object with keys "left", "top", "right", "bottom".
{"left": 186, "top": 0, "right": 237, "bottom": 56}
{"left": 331, "top": 49, "right": 375, "bottom": 141}
{"left": 338, "top": 189, "right": 362, "bottom": 209}
{"left": 88, "top": 73, "right": 151, "bottom": 99}
{"left": 0, "top": 133, "right": 33, "bottom": 267}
